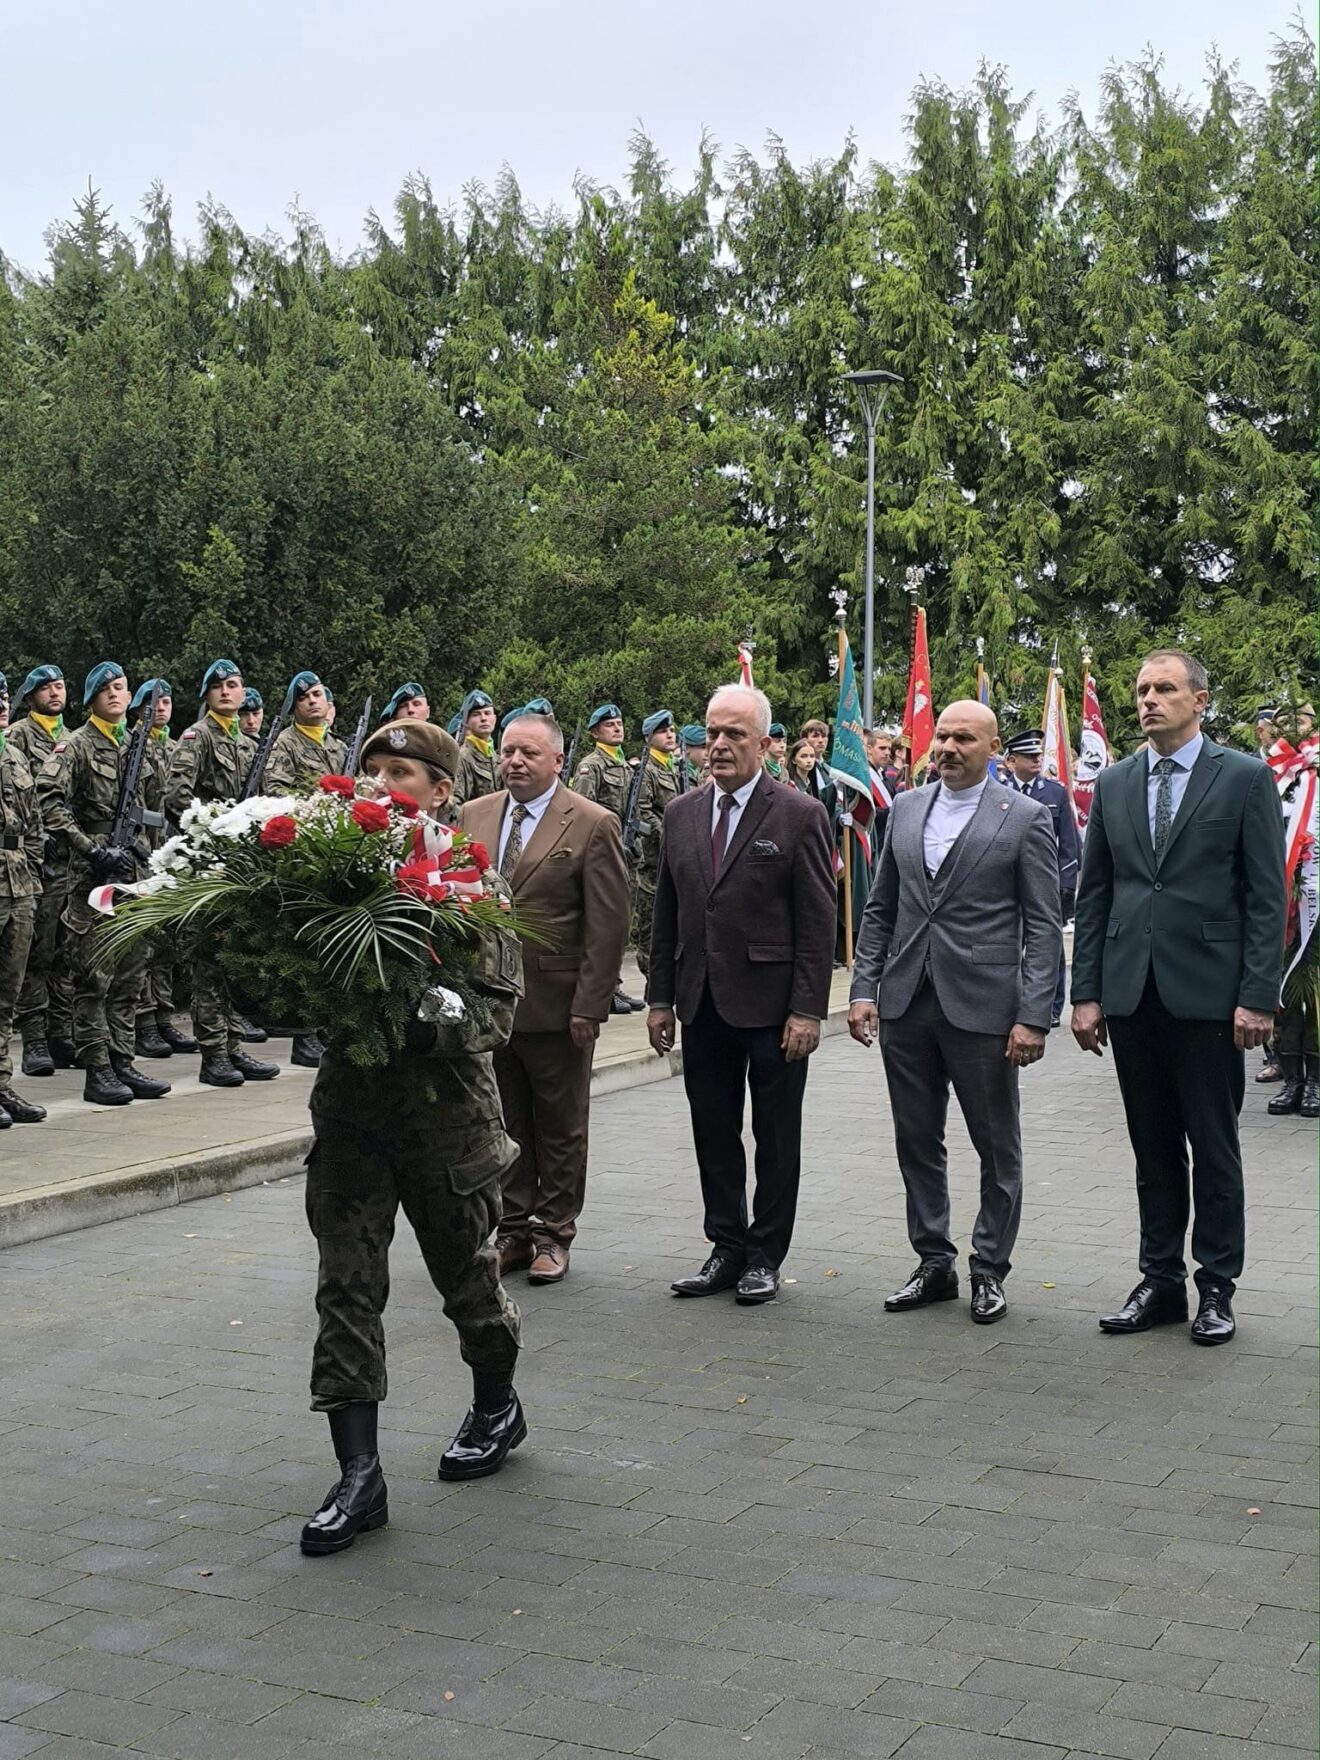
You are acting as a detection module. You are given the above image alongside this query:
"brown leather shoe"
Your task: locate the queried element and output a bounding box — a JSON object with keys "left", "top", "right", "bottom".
{"left": 495, "top": 1235, "right": 534, "bottom": 1277}
{"left": 527, "top": 1243, "right": 569, "bottom": 1284}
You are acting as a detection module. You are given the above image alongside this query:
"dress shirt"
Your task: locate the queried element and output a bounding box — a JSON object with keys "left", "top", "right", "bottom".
{"left": 497, "top": 781, "right": 559, "bottom": 871}
{"left": 1146, "top": 731, "right": 1203, "bottom": 837}
{"left": 923, "top": 776, "right": 989, "bottom": 876}
{"left": 710, "top": 773, "right": 761, "bottom": 843}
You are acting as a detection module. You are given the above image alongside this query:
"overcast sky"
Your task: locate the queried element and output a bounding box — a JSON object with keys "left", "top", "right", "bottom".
{"left": 4, "top": 0, "right": 1301, "bottom": 274}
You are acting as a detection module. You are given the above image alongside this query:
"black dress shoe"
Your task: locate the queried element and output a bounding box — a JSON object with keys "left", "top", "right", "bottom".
{"left": 1190, "top": 1287, "right": 1236, "bottom": 1346}
{"left": 49, "top": 1037, "right": 77, "bottom": 1069}
{"left": 670, "top": 1250, "right": 746, "bottom": 1297}
{"left": 735, "top": 1263, "right": 780, "bottom": 1305}
{"left": 1098, "top": 1279, "right": 1189, "bottom": 1333}
{"left": 885, "top": 1262, "right": 959, "bottom": 1311}
{"left": 290, "top": 1034, "right": 323, "bottom": 1068}
{"left": 0, "top": 1089, "right": 46, "bottom": 1124}
{"left": 970, "top": 1273, "right": 1007, "bottom": 1324}
{"left": 83, "top": 1063, "right": 134, "bottom": 1106}
{"left": 135, "top": 1023, "right": 172, "bottom": 1058}
{"left": 21, "top": 1040, "right": 54, "bottom": 1077}
{"left": 199, "top": 1051, "right": 245, "bottom": 1087}
{"left": 159, "top": 1021, "right": 198, "bottom": 1052}
{"left": 235, "top": 1015, "right": 268, "bottom": 1044}
{"left": 438, "top": 1390, "right": 527, "bottom": 1481}
{"left": 110, "top": 1056, "right": 171, "bottom": 1100}
{"left": 231, "top": 1051, "right": 279, "bottom": 1081}
{"left": 301, "top": 1402, "right": 388, "bottom": 1556}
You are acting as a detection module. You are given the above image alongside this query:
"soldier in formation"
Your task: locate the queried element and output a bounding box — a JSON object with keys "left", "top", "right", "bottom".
{"left": 682, "top": 724, "right": 709, "bottom": 786}
{"left": 128, "top": 679, "right": 198, "bottom": 1061}
{"left": 0, "top": 670, "right": 47, "bottom": 1126}
{"left": 571, "top": 702, "right": 643, "bottom": 1013}
{"left": 238, "top": 687, "right": 263, "bottom": 741}
{"left": 452, "top": 690, "right": 500, "bottom": 807}
{"left": 9, "top": 664, "right": 75, "bottom": 1074}
{"left": 632, "top": 709, "right": 681, "bottom": 979}
{"left": 264, "top": 672, "right": 347, "bottom": 791}
{"left": 380, "top": 682, "right": 430, "bottom": 724}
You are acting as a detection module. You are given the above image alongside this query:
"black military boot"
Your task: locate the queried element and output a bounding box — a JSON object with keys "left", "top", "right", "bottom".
{"left": 300, "top": 1403, "right": 388, "bottom": 1556}
{"left": 290, "top": 1034, "right": 323, "bottom": 1069}
{"left": 159, "top": 1019, "right": 198, "bottom": 1052}
{"left": 235, "top": 1015, "right": 268, "bottom": 1044}
{"left": 21, "top": 1040, "right": 55, "bottom": 1077}
{"left": 438, "top": 1384, "right": 527, "bottom": 1481}
{"left": 135, "top": 1020, "right": 173, "bottom": 1058}
{"left": 1301, "top": 1056, "right": 1320, "bottom": 1120}
{"left": 1267, "top": 1055, "right": 1304, "bottom": 1115}
{"left": 110, "top": 1056, "right": 171, "bottom": 1099}
{"left": 49, "top": 1037, "right": 77, "bottom": 1070}
{"left": 0, "top": 1101, "right": 9, "bottom": 1127}
{"left": 199, "top": 1051, "right": 245, "bottom": 1087}
{"left": 84, "top": 1063, "right": 134, "bottom": 1106}
{"left": 0, "top": 1089, "right": 46, "bottom": 1124}
{"left": 231, "top": 1051, "right": 279, "bottom": 1081}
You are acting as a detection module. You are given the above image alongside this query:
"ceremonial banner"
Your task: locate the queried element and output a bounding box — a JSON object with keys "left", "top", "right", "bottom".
{"left": 1283, "top": 767, "right": 1319, "bottom": 989}
{"left": 977, "top": 659, "right": 999, "bottom": 782}
{"left": 903, "top": 608, "right": 934, "bottom": 781}
{"left": 828, "top": 638, "right": 875, "bottom": 861}
{"left": 1073, "top": 669, "right": 1111, "bottom": 833}
{"left": 1041, "top": 649, "right": 1077, "bottom": 810}
{"left": 737, "top": 642, "right": 755, "bottom": 688}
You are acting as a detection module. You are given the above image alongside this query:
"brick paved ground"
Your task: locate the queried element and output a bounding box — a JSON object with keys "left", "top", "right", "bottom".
{"left": 0, "top": 1037, "right": 1314, "bottom": 1760}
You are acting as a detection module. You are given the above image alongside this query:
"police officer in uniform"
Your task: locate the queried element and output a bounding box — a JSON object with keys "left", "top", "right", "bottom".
{"left": 9, "top": 664, "right": 76, "bottom": 1074}
{"left": 633, "top": 709, "right": 681, "bottom": 978}
{"left": 300, "top": 719, "right": 526, "bottom": 1557}
{"left": 1000, "top": 730, "right": 1080, "bottom": 1025}
{"left": 166, "top": 659, "right": 280, "bottom": 1088}
{"left": 452, "top": 690, "right": 500, "bottom": 806}
{"left": 380, "top": 681, "right": 430, "bottom": 724}
{"left": 238, "top": 687, "right": 263, "bottom": 741}
{"left": 571, "top": 703, "right": 642, "bottom": 1013}
{"left": 36, "top": 663, "right": 172, "bottom": 1107}
{"left": 0, "top": 671, "right": 47, "bottom": 1126}
{"left": 264, "top": 673, "right": 348, "bottom": 791}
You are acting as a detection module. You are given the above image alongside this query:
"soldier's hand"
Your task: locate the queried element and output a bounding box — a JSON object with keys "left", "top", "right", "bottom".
{"left": 647, "top": 1007, "right": 676, "bottom": 1057}
{"left": 569, "top": 1014, "right": 600, "bottom": 1051}
{"left": 1071, "top": 1001, "right": 1107, "bottom": 1056}
{"left": 848, "top": 1000, "right": 879, "bottom": 1048}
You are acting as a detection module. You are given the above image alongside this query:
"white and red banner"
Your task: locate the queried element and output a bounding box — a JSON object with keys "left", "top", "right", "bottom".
{"left": 737, "top": 642, "right": 755, "bottom": 688}
{"left": 1283, "top": 767, "right": 1319, "bottom": 985}
{"left": 1267, "top": 735, "right": 1319, "bottom": 795}
{"left": 1041, "top": 651, "right": 1077, "bottom": 820}
{"left": 1072, "top": 671, "right": 1110, "bottom": 833}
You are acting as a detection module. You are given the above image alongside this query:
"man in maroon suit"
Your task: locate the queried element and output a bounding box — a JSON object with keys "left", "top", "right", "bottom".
{"left": 647, "top": 686, "right": 836, "bottom": 1304}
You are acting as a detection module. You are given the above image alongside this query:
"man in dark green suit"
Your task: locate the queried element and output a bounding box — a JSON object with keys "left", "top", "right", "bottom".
{"left": 1071, "top": 649, "right": 1285, "bottom": 1346}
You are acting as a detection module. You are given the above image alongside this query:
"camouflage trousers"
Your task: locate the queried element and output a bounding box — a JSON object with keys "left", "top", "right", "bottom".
{"left": 14, "top": 879, "right": 72, "bottom": 1046}
{"left": 67, "top": 923, "right": 148, "bottom": 1069}
{"left": 0, "top": 902, "right": 35, "bottom": 1086}
{"left": 190, "top": 956, "right": 242, "bottom": 1055}
{"left": 136, "top": 940, "right": 175, "bottom": 1026}
{"left": 304, "top": 1120, "right": 521, "bottom": 1411}
{"left": 632, "top": 871, "right": 659, "bottom": 978}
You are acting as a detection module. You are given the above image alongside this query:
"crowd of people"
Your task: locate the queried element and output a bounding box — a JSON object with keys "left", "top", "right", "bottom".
{"left": 0, "top": 648, "right": 1310, "bottom": 1559}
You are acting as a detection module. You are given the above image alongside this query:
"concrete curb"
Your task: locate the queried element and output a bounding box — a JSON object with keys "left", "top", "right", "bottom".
{"left": 0, "top": 1002, "right": 853, "bottom": 1249}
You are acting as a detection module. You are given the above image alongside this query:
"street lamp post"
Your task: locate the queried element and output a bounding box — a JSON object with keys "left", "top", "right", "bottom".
{"left": 842, "top": 368, "right": 903, "bottom": 730}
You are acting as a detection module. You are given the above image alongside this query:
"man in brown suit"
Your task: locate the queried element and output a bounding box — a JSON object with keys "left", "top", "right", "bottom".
{"left": 647, "top": 686, "right": 836, "bottom": 1304}
{"left": 458, "top": 711, "right": 630, "bottom": 1285}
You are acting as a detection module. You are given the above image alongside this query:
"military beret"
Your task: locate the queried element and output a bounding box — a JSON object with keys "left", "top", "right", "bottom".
{"left": 642, "top": 709, "right": 674, "bottom": 739}
{"left": 130, "top": 678, "right": 171, "bottom": 713}
{"left": 241, "top": 687, "right": 263, "bottom": 712}
{"left": 324, "top": 686, "right": 334, "bottom": 704}
{"left": 680, "top": 723, "right": 707, "bottom": 746}
{"left": 768, "top": 722, "right": 786, "bottom": 739}
{"left": 381, "top": 682, "right": 427, "bottom": 721}
{"left": 0, "top": 671, "right": 7, "bottom": 697}
{"left": 460, "top": 688, "right": 494, "bottom": 720}
{"left": 360, "top": 718, "right": 462, "bottom": 781}
{"left": 523, "top": 696, "right": 554, "bottom": 717}
{"left": 84, "top": 661, "right": 126, "bottom": 706}
{"left": 447, "top": 711, "right": 464, "bottom": 737}
{"left": 199, "top": 658, "right": 242, "bottom": 698}
{"left": 15, "top": 664, "right": 62, "bottom": 707}
{"left": 588, "top": 703, "right": 622, "bottom": 730}
{"left": 289, "top": 670, "right": 321, "bottom": 699}
{"left": 1004, "top": 730, "right": 1044, "bottom": 756}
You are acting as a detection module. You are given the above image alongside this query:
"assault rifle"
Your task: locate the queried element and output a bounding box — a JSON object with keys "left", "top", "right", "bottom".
{"left": 675, "top": 729, "right": 688, "bottom": 795}
{"left": 92, "top": 680, "right": 164, "bottom": 883}
{"left": 620, "top": 749, "right": 648, "bottom": 862}
{"left": 344, "top": 695, "right": 374, "bottom": 775}
{"left": 241, "top": 678, "right": 299, "bottom": 800}
{"left": 564, "top": 716, "right": 583, "bottom": 778}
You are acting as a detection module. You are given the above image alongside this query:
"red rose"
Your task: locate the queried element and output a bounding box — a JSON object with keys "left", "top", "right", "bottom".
{"left": 388, "top": 790, "right": 419, "bottom": 817}
{"left": 465, "top": 841, "right": 491, "bottom": 871}
{"left": 350, "top": 798, "right": 391, "bottom": 834}
{"left": 318, "top": 774, "right": 356, "bottom": 797}
{"left": 259, "top": 815, "right": 298, "bottom": 849}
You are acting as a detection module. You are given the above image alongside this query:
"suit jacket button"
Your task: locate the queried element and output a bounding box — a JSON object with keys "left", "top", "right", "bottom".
{"left": 1154, "top": 881, "right": 1163, "bottom": 892}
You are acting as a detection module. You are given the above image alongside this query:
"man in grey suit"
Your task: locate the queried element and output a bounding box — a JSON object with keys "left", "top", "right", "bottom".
{"left": 849, "top": 700, "right": 1062, "bottom": 1324}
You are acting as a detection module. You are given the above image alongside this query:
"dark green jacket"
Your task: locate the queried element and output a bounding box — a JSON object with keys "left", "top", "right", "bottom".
{"left": 1071, "top": 739, "right": 1285, "bottom": 1020}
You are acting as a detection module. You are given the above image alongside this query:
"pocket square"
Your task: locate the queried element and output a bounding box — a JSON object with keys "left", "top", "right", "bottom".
{"left": 750, "top": 839, "right": 781, "bottom": 856}
{"left": 550, "top": 848, "right": 573, "bottom": 859}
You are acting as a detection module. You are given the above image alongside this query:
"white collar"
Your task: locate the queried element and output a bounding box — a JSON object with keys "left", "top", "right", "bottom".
{"left": 936, "top": 775, "right": 989, "bottom": 806}
{"left": 509, "top": 781, "right": 559, "bottom": 816}
{"left": 1147, "top": 731, "right": 1203, "bottom": 772}
{"left": 715, "top": 774, "right": 761, "bottom": 810}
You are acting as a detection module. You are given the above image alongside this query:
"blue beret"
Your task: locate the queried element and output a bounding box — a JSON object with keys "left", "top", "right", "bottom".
{"left": 15, "top": 664, "right": 62, "bottom": 707}
{"left": 84, "top": 661, "right": 126, "bottom": 706}
{"left": 199, "top": 658, "right": 242, "bottom": 698}
{"left": 460, "top": 689, "right": 493, "bottom": 720}
{"left": 499, "top": 704, "right": 524, "bottom": 732}
{"left": 289, "top": 670, "right": 321, "bottom": 699}
{"left": 523, "top": 696, "right": 554, "bottom": 717}
{"left": 642, "top": 709, "right": 674, "bottom": 739}
{"left": 241, "top": 687, "right": 263, "bottom": 712}
{"left": 768, "top": 722, "right": 786, "bottom": 739}
{"left": 382, "top": 682, "right": 427, "bottom": 721}
{"left": 447, "top": 712, "right": 464, "bottom": 737}
{"left": 588, "top": 703, "right": 622, "bottom": 730}
{"left": 680, "top": 723, "right": 707, "bottom": 746}
{"left": 130, "top": 678, "right": 171, "bottom": 712}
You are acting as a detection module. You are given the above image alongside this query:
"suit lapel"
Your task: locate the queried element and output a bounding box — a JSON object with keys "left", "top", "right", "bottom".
{"left": 513, "top": 783, "right": 574, "bottom": 888}
{"left": 464, "top": 791, "right": 505, "bottom": 858}
{"left": 1125, "top": 755, "right": 1157, "bottom": 875}
{"left": 1155, "top": 741, "right": 1224, "bottom": 869}
{"left": 695, "top": 789, "right": 715, "bottom": 892}
{"left": 710, "top": 778, "right": 775, "bottom": 891}
{"left": 934, "top": 782, "right": 1012, "bottom": 903}
{"left": 906, "top": 786, "right": 938, "bottom": 910}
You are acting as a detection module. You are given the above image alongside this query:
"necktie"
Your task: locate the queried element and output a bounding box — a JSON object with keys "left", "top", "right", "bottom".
{"left": 501, "top": 803, "right": 529, "bottom": 880}
{"left": 1152, "top": 757, "right": 1175, "bottom": 860}
{"left": 711, "top": 791, "right": 736, "bottom": 879}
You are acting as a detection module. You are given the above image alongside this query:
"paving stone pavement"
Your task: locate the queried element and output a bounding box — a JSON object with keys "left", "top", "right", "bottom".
{"left": 0, "top": 1034, "right": 1315, "bottom": 1760}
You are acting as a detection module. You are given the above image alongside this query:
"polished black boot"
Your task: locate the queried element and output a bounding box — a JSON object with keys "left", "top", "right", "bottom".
{"left": 231, "top": 1050, "right": 279, "bottom": 1081}
{"left": 159, "top": 1020, "right": 198, "bottom": 1052}
{"left": 1300, "top": 1056, "right": 1320, "bottom": 1120}
{"left": 438, "top": 1386, "right": 526, "bottom": 1481}
{"left": 1267, "top": 1055, "right": 1304, "bottom": 1115}
{"left": 290, "top": 1033, "right": 323, "bottom": 1069}
{"left": 83, "top": 1062, "right": 134, "bottom": 1106}
{"left": 21, "top": 1040, "right": 55, "bottom": 1077}
{"left": 135, "top": 1021, "right": 173, "bottom": 1058}
{"left": 300, "top": 1403, "right": 388, "bottom": 1556}
{"left": 199, "top": 1051, "right": 245, "bottom": 1087}
{"left": 110, "top": 1055, "right": 171, "bottom": 1099}
{"left": 0, "top": 1089, "right": 47, "bottom": 1124}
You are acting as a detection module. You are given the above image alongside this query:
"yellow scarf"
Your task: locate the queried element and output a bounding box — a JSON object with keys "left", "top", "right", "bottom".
{"left": 594, "top": 742, "right": 624, "bottom": 762}
{"left": 206, "top": 709, "right": 239, "bottom": 739}
{"left": 30, "top": 711, "right": 63, "bottom": 738}
{"left": 150, "top": 726, "right": 170, "bottom": 742}
{"left": 650, "top": 748, "right": 673, "bottom": 769}
{"left": 298, "top": 721, "right": 327, "bottom": 745}
{"left": 90, "top": 714, "right": 125, "bottom": 744}
{"left": 465, "top": 733, "right": 493, "bottom": 756}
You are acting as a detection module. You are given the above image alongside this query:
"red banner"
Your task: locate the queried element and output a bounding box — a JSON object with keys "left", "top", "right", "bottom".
{"left": 902, "top": 607, "right": 934, "bottom": 780}
{"left": 1073, "top": 671, "right": 1111, "bottom": 832}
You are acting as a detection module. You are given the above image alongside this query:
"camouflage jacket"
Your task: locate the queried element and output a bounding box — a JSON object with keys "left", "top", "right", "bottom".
{"left": 263, "top": 724, "right": 349, "bottom": 793}
{"left": 571, "top": 745, "right": 632, "bottom": 823}
{"left": 635, "top": 752, "right": 680, "bottom": 871}
{"left": 143, "top": 732, "right": 176, "bottom": 849}
{"left": 37, "top": 722, "right": 152, "bottom": 931}
{"left": 8, "top": 717, "right": 66, "bottom": 879}
{"left": 452, "top": 738, "right": 500, "bottom": 808}
{"left": 166, "top": 714, "right": 252, "bottom": 819}
{"left": 0, "top": 741, "right": 43, "bottom": 903}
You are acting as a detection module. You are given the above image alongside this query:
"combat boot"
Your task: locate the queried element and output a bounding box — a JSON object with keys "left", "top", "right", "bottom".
{"left": 49, "top": 1037, "right": 77, "bottom": 1070}
{"left": 438, "top": 1384, "right": 527, "bottom": 1481}
{"left": 84, "top": 1063, "right": 133, "bottom": 1106}
{"left": 235, "top": 1015, "right": 268, "bottom": 1043}
{"left": 0, "top": 1089, "right": 47, "bottom": 1124}
{"left": 231, "top": 1051, "right": 279, "bottom": 1081}
{"left": 301, "top": 1402, "right": 388, "bottom": 1556}
{"left": 21, "top": 1040, "right": 55, "bottom": 1077}
{"left": 290, "top": 1033, "right": 323, "bottom": 1069}
{"left": 110, "top": 1056, "right": 171, "bottom": 1100}
{"left": 1301, "top": 1056, "right": 1320, "bottom": 1120}
{"left": 199, "top": 1052, "right": 245, "bottom": 1087}
{"left": 1268, "top": 1055, "right": 1304, "bottom": 1115}
{"left": 135, "top": 1021, "right": 173, "bottom": 1058}
{"left": 159, "top": 1020, "right": 198, "bottom": 1052}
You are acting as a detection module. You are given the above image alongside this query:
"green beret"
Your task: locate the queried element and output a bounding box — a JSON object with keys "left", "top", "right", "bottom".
{"left": 588, "top": 703, "right": 622, "bottom": 730}
{"left": 642, "top": 709, "right": 674, "bottom": 739}
{"left": 289, "top": 670, "right": 321, "bottom": 699}
{"left": 680, "top": 723, "right": 707, "bottom": 746}
{"left": 241, "top": 687, "right": 263, "bottom": 712}
{"left": 15, "top": 664, "right": 62, "bottom": 707}
{"left": 382, "top": 682, "right": 428, "bottom": 720}
{"left": 361, "top": 719, "right": 462, "bottom": 781}
{"left": 84, "top": 661, "right": 126, "bottom": 706}
{"left": 460, "top": 688, "right": 493, "bottom": 720}
{"left": 130, "top": 678, "right": 171, "bottom": 713}
{"left": 768, "top": 722, "right": 786, "bottom": 739}
{"left": 199, "top": 658, "right": 241, "bottom": 698}
{"left": 447, "top": 711, "right": 464, "bottom": 737}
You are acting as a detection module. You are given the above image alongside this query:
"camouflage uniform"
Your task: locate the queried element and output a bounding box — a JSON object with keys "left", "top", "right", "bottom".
{"left": 166, "top": 714, "right": 252, "bottom": 1055}
{"left": 0, "top": 741, "right": 44, "bottom": 1086}
{"left": 136, "top": 729, "right": 178, "bottom": 1032}
{"left": 305, "top": 919, "right": 525, "bottom": 1409}
{"left": 263, "top": 723, "right": 348, "bottom": 792}
{"left": 632, "top": 752, "right": 680, "bottom": 976}
{"left": 9, "top": 715, "right": 73, "bottom": 1050}
{"left": 36, "top": 722, "right": 153, "bottom": 1069}
{"left": 570, "top": 744, "right": 632, "bottom": 821}
{"left": 452, "top": 737, "right": 500, "bottom": 808}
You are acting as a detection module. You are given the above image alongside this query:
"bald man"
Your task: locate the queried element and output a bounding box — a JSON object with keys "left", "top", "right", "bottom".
{"left": 849, "top": 700, "right": 1062, "bottom": 1324}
